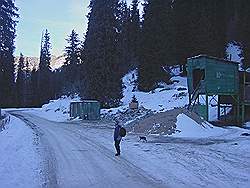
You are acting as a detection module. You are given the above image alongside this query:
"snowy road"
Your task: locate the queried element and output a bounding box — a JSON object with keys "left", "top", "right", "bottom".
{"left": 11, "top": 111, "right": 164, "bottom": 188}
{"left": 10, "top": 111, "right": 250, "bottom": 188}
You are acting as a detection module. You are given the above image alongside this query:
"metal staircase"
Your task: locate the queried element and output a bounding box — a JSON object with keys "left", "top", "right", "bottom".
{"left": 188, "top": 80, "right": 202, "bottom": 110}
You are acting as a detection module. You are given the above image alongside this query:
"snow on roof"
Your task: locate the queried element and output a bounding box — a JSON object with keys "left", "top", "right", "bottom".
{"left": 187, "top": 54, "right": 239, "bottom": 65}
{"left": 70, "top": 100, "right": 99, "bottom": 103}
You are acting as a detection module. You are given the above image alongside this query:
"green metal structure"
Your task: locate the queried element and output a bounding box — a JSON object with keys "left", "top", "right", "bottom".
{"left": 187, "top": 55, "right": 243, "bottom": 123}
{"left": 70, "top": 100, "right": 100, "bottom": 120}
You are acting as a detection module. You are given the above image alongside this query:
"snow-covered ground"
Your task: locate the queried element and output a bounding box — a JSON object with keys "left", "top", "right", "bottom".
{"left": 2, "top": 101, "right": 250, "bottom": 187}
{"left": 13, "top": 95, "right": 82, "bottom": 122}
{"left": 2, "top": 67, "right": 250, "bottom": 187}
{"left": 174, "top": 113, "right": 227, "bottom": 138}
{"left": 0, "top": 115, "right": 41, "bottom": 188}
{"left": 102, "top": 69, "right": 188, "bottom": 116}
{"left": 226, "top": 42, "right": 242, "bottom": 64}
{"left": 7, "top": 111, "right": 250, "bottom": 188}
{"left": 245, "top": 122, "right": 250, "bottom": 129}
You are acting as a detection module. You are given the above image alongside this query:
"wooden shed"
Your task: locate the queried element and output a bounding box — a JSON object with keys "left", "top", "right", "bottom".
{"left": 187, "top": 55, "right": 239, "bottom": 96}
{"left": 70, "top": 100, "right": 100, "bottom": 120}
{"left": 186, "top": 55, "right": 247, "bottom": 124}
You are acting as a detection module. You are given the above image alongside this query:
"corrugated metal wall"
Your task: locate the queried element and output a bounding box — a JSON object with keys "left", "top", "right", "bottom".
{"left": 70, "top": 101, "right": 100, "bottom": 120}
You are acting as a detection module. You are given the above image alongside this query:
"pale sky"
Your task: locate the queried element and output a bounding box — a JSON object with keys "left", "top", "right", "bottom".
{"left": 15, "top": 0, "right": 138, "bottom": 57}
{"left": 15, "top": 0, "right": 89, "bottom": 57}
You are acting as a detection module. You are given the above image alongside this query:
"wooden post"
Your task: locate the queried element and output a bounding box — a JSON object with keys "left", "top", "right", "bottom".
{"left": 217, "top": 95, "right": 220, "bottom": 120}
{"left": 189, "top": 93, "right": 191, "bottom": 107}
{"left": 206, "top": 94, "right": 209, "bottom": 121}
{"left": 242, "top": 71, "right": 246, "bottom": 123}
{"left": 242, "top": 104, "right": 245, "bottom": 123}
{"left": 237, "top": 95, "right": 240, "bottom": 125}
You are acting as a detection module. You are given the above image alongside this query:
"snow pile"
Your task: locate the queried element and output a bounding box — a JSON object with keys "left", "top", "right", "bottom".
{"left": 102, "top": 69, "right": 193, "bottom": 134}
{"left": 226, "top": 42, "right": 242, "bottom": 63}
{"left": 245, "top": 122, "right": 250, "bottom": 129}
{"left": 121, "top": 69, "right": 188, "bottom": 112}
{"left": 0, "top": 115, "right": 41, "bottom": 187}
{"left": 123, "top": 107, "right": 222, "bottom": 137}
{"left": 29, "top": 95, "right": 81, "bottom": 122}
{"left": 174, "top": 113, "right": 227, "bottom": 138}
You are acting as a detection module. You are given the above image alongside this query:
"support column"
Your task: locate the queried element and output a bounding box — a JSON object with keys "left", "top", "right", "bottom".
{"left": 242, "top": 104, "right": 245, "bottom": 123}
{"left": 206, "top": 94, "right": 209, "bottom": 121}
{"left": 218, "top": 95, "right": 220, "bottom": 120}
{"left": 236, "top": 95, "right": 240, "bottom": 125}
{"left": 189, "top": 93, "right": 191, "bottom": 107}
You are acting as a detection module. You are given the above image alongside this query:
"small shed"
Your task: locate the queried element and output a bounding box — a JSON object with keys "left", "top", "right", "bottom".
{"left": 70, "top": 100, "right": 100, "bottom": 120}
{"left": 187, "top": 55, "right": 241, "bottom": 122}
{"left": 187, "top": 55, "right": 239, "bottom": 96}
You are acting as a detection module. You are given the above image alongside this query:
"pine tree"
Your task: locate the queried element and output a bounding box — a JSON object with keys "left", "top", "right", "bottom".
{"left": 23, "top": 58, "right": 33, "bottom": 107}
{"left": 116, "top": 0, "right": 131, "bottom": 74}
{"left": 173, "top": 0, "right": 228, "bottom": 73}
{"left": 83, "top": 0, "right": 123, "bottom": 107}
{"left": 189, "top": 0, "right": 227, "bottom": 58}
{"left": 63, "top": 29, "right": 81, "bottom": 94}
{"left": 237, "top": 0, "right": 250, "bottom": 69}
{"left": 173, "top": 0, "right": 193, "bottom": 71}
{"left": 16, "top": 53, "right": 26, "bottom": 106}
{"left": 129, "top": 0, "right": 141, "bottom": 66}
{"left": 0, "top": 0, "right": 19, "bottom": 107}
{"left": 38, "top": 29, "right": 53, "bottom": 105}
{"left": 138, "top": 0, "right": 174, "bottom": 91}
{"left": 30, "top": 67, "right": 39, "bottom": 106}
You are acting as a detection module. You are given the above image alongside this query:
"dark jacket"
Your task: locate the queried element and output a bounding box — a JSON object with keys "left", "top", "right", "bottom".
{"left": 114, "top": 124, "right": 121, "bottom": 141}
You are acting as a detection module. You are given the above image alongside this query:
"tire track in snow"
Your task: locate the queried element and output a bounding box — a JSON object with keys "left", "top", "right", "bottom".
{"left": 12, "top": 111, "right": 165, "bottom": 188}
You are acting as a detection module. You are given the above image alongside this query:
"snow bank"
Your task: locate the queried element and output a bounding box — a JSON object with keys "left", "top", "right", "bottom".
{"left": 173, "top": 113, "right": 227, "bottom": 138}
{"left": 28, "top": 95, "right": 81, "bottom": 122}
{"left": 106, "top": 69, "right": 188, "bottom": 115}
{"left": 245, "top": 122, "right": 250, "bottom": 129}
{"left": 226, "top": 42, "right": 242, "bottom": 63}
{"left": 0, "top": 115, "right": 41, "bottom": 187}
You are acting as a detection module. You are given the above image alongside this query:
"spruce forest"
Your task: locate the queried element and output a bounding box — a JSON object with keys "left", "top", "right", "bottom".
{"left": 0, "top": 0, "right": 250, "bottom": 108}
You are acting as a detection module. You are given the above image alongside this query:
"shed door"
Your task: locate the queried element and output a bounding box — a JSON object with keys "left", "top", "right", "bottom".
{"left": 193, "top": 69, "right": 205, "bottom": 89}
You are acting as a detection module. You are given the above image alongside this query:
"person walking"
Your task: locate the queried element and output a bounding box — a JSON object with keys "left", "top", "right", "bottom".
{"left": 114, "top": 120, "right": 122, "bottom": 156}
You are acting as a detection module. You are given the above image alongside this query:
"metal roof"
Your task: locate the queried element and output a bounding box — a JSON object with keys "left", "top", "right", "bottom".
{"left": 187, "top": 54, "right": 239, "bottom": 65}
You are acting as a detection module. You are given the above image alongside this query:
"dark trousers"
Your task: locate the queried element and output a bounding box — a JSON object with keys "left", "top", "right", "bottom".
{"left": 114, "top": 139, "right": 121, "bottom": 154}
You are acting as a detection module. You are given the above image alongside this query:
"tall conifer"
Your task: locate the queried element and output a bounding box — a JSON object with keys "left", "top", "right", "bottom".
{"left": 138, "top": 0, "right": 174, "bottom": 91}
{"left": 0, "top": 0, "right": 19, "bottom": 107}
{"left": 63, "top": 29, "right": 81, "bottom": 93}
{"left": 83, "top": 0, "right": 122, "bottom": 107}
{"left": 16, "top": 53, "right": 25, "bottom": 106}
{"left": 38, "top": 29, "right": 52, "bottom": 105}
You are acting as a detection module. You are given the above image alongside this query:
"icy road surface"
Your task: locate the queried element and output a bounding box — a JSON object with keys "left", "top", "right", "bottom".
{"left": 11, "top": 111, "right": 250, "bottom": 188}
{"left": 11, "top": 111, "right": 163, "bottom": 188}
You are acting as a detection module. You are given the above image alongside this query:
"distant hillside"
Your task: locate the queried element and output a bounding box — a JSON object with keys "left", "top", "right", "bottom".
{"left": 14, "top": 55, "right": 65, "bottom": 71}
